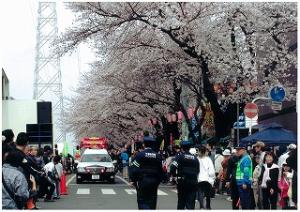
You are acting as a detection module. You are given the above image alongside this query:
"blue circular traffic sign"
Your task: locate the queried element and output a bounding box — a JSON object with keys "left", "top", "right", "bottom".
{"left": 269, "top": 86, "right": 286, "bottom": 102}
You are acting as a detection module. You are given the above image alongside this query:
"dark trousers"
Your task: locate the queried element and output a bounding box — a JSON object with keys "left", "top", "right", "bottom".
{"left": 232, "top": 197, "right": 239, "bottom": 210}
{"left": 262, "top": 188, "right": 278, "bottom": 209}
{"left": 38, "top": 177, "right": 55, "bottom": 199}
{"left": 237, "top": 185, "right": 252, "bottom": 209}
{"left": 197, "top": 181, "right": 212, "bottom": 209}
{"left": 282, "top": 197, "right": 290, "bottom": 209}
{"left": 214, "top": 174, "right": 221, "bottom": 193}
{"left": 136, "top": 180, "right": 159, "bottom": 209}
{"left": 177, "top": 181, "right": 197, "bottom": 209}
{"left": 230, "top": 180, "right": 239, "bottom": 210}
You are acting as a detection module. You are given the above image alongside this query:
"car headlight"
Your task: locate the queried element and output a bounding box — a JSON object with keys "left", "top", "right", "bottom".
{"left": 106, "top": 167, "right": 114, "bottom": 172}
{"left": 77, "top": 167, "right": 85, "bottom": 173}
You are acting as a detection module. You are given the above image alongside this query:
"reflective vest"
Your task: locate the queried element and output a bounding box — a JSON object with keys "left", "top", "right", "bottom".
{"left": 236, "top": 154, "right": 253, "bottom": 181}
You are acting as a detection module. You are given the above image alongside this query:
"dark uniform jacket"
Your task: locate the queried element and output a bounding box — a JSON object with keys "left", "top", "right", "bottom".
{"left": 129, "top": 148, "right": 163, "bottom": 184}
{"left": 170, "top": 151, "right": 199, "bottom": 185}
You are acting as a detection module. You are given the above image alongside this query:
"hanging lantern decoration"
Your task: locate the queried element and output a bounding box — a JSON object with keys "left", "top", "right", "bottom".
{"left": 138, "top": 135, "right": 143, "bottom": 141}
{"left": 213, "top": 84, "right": 219, "bottom": 92}
{"left": 177, "top": 111, "right": 183, "bottom": 122}
{"left": 202, "top": 103, "right": 215, "bottom": 137}
{"left": 218, "top": 85, "right": 223, "bottom": 94}
{"left": 188, "top": 107, "right": 194, "bottom": 119}
{"left": 171, "top": 113, "right": 177, "bottom": 122}
{"left": 167, "top": 113, "right": 172, "bottom": 123}
{"left": 250, "top": 81, "right": 258, "bottom": 90}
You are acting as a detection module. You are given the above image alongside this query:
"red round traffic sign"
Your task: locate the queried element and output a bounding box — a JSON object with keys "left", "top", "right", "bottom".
{"left": 244, "top": 103, "right": 258, "bottom": 119}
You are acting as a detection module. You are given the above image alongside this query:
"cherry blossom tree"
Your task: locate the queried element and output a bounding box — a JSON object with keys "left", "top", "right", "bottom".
{"left": 59, "top": 2, "right": 297, "bottom": 143}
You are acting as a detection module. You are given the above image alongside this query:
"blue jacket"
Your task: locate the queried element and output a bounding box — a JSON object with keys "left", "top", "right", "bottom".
{"left": 236, "top": 153, "right": 253, "bottom": 186}
{"left": 120, "top": 152, "right": 129, "bottom": 164}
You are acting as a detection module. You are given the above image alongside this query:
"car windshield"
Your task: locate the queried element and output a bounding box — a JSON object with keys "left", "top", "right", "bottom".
{"left": 81, "top": 154, "right": 112, "bottom": 162}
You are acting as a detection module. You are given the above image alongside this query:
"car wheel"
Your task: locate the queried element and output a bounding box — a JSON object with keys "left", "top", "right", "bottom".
{"left": 76, "top": 175, "right": 82, "bottom": 184}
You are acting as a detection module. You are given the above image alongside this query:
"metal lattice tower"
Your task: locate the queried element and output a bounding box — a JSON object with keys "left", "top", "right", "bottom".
{"left": 34, "top": 2, "right": 65, "bottom": 144}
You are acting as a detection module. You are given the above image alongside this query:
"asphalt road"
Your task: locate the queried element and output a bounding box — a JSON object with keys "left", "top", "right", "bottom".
{"left": 38, "top": 174, "right": 232, "bottom": 210}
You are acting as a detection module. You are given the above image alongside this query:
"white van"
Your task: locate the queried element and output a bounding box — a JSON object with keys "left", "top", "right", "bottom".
{"left": 76, "top": 149, "right": 115, "bottom": 184}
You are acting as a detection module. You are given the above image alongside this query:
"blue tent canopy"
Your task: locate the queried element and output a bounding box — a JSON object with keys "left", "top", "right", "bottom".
{"left": 143, "top": 136, "right": 156, "bottom": 142}
{"left": 240, "top": 123, "right": 297, "bottom": 146}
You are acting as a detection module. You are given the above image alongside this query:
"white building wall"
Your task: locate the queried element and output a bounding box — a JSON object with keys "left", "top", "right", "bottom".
{"left": 2, "top": 100, "right": 37, "bottom": 136}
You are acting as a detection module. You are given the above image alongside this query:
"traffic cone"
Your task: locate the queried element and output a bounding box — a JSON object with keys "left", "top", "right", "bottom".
{"left": 26, "top": 198, "right": 35, "bottom": 209}
{"left": 60, "top": 172, "right": 68, "bottom": 195}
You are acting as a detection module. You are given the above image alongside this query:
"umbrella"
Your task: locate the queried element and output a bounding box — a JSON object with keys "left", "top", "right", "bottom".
{"left": 240, "top": 122, "right": 297, "bottom": 146}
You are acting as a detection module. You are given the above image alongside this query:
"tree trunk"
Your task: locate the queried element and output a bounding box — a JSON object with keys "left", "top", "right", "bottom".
{"left": 200, "top": 58, "right": 240, "bottom": 141}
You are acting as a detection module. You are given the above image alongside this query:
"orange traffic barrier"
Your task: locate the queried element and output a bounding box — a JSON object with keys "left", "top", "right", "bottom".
{"left": 60, "top": 172, "right": 68, "bottom": 195}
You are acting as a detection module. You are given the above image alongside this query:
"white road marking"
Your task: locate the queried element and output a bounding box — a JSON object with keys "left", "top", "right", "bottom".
{"left": 101, "top": 188, "right": 116, "bottom": 194}
{"left": 157, "top": 189, "right": 168, "bottom": 195}
{"left": 67, "top": 174, "right": 76, "bottom": 186}
{"left": 116, "top": 175, "right": 131, "bottom": 186}
{"left": 125, "top": 189, "right": 137, "bottom": 195}
{"left": 171, "top": 189, "right": 177, "bottom": 193}
{"left": 76, "top": 188, "right": 90, "bottom": 195}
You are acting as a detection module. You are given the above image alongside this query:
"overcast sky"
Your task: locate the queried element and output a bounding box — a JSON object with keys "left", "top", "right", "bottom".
{"left": 0, "top": 0, "right": 95, "bottom": 100}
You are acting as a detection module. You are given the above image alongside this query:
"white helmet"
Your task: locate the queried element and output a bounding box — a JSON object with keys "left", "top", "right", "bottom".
{"left": 189, "top": 148, "right": 197, "bottom": 155}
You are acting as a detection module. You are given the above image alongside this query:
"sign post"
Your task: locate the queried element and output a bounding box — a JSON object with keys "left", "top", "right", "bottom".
{"left": 269, "top": 86, "right": 286, "bottom": 111}
{"left": 244, "top": 103, "right": 258, "bottom": 135}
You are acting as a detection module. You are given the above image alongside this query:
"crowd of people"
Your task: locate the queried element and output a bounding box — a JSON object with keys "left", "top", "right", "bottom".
{"left": 2, "top": 129, "right": 69, "bottom": 209}
{"left": 121, "top": 130, "right": 298, "bottom": 210}
{"left": 2, "top": 128, "right": 298, "bottom": 210}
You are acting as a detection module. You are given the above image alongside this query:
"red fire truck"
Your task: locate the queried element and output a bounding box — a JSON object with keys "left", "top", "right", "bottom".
{"left": 74, "top": 137, "right": 109, "bottom": 171}
{"left": 80, "top": 137, "right": 109, "bottom": 150}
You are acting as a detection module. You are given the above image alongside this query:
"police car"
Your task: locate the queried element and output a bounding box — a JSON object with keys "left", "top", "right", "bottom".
{"left": 76, "top": 149, "right": 115, "bottom": 184}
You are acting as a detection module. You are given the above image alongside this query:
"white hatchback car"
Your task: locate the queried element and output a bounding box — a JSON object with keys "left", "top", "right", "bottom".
{"left": 76, "top": 149, "right": 115, "bottom": 184}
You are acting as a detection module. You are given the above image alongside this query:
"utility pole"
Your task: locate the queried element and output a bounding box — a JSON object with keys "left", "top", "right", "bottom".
{"left": 236, "top": 83, "right": 240, "bottom": 146}
{"left": 34, "top": 2, "right": 65, "bottom": 144}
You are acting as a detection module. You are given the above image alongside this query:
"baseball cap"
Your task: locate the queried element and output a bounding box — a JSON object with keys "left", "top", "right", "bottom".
{"left": 223, "top": 149, "right": 231, "bottom": 156}
{"left": 287, "top": 144, "right": 296, "bottom": 150}
{"left": 180, "top": 140, "right": 191, "bottom": 147}
{"left": 253, "top": 141, "right": 265, "bottom": 148}
{"left": 236, "top": 143, "right": 247, "bottom": 149}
